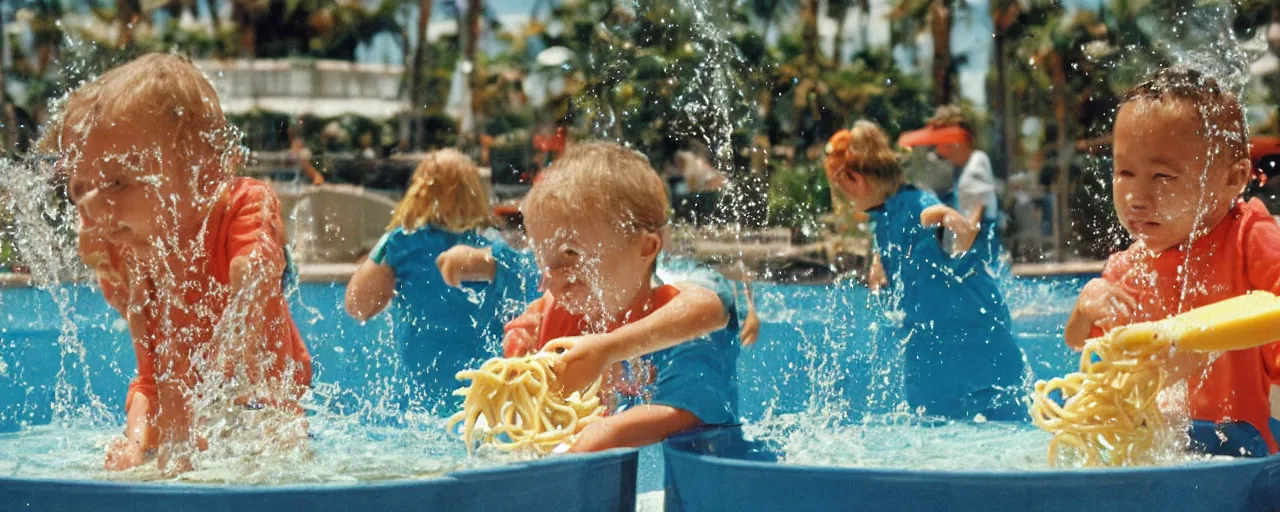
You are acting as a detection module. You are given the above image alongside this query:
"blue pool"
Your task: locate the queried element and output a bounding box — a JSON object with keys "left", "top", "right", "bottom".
{"left": 0, "top": 275, "right": 1088, "bottom": 494}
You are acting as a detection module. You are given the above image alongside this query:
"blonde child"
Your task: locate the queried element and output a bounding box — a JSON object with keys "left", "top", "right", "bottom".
{"left": 1065, "top": 68, "right": 1280, "bottom": 456}
{"left": 51, "top": 53, "right": 312, "bottom": 473}
{"left": 495, "top": 141, "right": 737, "bottom": 451}
{"left": 345, "top": 149, "right": 537, "bottom": 407}
{"left": 824, "top": 121, "right": 1025, "bottom": 420}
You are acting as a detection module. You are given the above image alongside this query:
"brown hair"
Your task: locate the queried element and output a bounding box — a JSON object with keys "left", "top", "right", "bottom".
{"left": 1120, "top": 67, "right": 1249, "bottom": 164}
{"left": 523, "top": 141, "right": 669, "bottom": 235}
{"left": 825, "top": 120, "right": 905, "bottom": 191}
{"left": 927, "top": 104, "right": 974, "bottom": 136}
{"left": 43, "top": 53, "right": 233, "bottom": 162}
{"left": 388, "top": 149, "right": 492, "bottom": 233}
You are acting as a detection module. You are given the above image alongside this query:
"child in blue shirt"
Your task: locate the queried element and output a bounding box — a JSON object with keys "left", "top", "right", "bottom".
{"left": 345, "top": 149, "right": 538, "bottom": 408}
{"left": 824, "top": 121, "right": 1026, "bottom": 421}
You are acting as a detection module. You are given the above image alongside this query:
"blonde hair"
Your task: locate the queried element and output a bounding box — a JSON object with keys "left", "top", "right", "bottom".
{"left": 43, "top": 53, "right": 234, "bottom": 166}
{"left": 388, "top": 149, "right": 492, "bottom": 233}
{"left": 523, "top": 141, "right": 670, "bottom": 236}
{"left": 1120, "top": 67, "right": 1249, "bottom": 165}
{"left": 825, "top": 120, "right": 906, "bottom": 192}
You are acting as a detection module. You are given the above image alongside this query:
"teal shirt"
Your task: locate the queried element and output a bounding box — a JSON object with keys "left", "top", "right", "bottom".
{"left": 372, "top": 226, "right": 539, "bottom": 405}
{"left": 867, "top": 185, "right": 1026, "bottom": 420}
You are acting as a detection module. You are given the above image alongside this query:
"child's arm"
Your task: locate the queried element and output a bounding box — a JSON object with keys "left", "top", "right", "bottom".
{"left": 436, "top": 245, "right": 498, "bottom": 287}
{"left": 345, "top": 258, "right": 396, "bottom": 321}
{"left": 503, "top": 296, "right": 546, "bottom": 357}
{"left": 567, "top": 404, "right": 702, "bottom": 452}
{"left": 920, "top": 204, "right": 979, "bottom": 255}
{"left": 544, "top": 283, "right": 728, "bottom": 394}
{"left": 1064, "top": 278, "right": 1136, "bottom": 349}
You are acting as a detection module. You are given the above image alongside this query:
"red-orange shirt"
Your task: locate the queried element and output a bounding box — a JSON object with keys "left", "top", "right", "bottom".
{"left": 90, "top": 178, "right": 312, "bottom": 428}
{"left": 1094, "top": 199, "right": 1280, "bottom": 452}
{"left": 505, "top": 285, "right": 682, "bottom": 352}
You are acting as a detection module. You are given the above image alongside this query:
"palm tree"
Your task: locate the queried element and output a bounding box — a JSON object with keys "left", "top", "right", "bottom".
{"left": 0, "top": 4, "right": 13, "bottom": 153}
{"left": 891, "top": 0, "right": 955, "bottom": 106}
{"left": 407, "top": 0, "right": 434, "bottom": 148}
{"left": 463, "top": 0, "right": 484, "bottom": 140}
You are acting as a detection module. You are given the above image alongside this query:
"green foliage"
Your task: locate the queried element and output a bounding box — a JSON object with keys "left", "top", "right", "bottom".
{"left": 766, "top": 160, "right": 831, "bottom": 230}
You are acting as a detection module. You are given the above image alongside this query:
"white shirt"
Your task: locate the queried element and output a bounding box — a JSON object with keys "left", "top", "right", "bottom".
{"left": 956, "top": 150, "right": 1000, "bottom": 222}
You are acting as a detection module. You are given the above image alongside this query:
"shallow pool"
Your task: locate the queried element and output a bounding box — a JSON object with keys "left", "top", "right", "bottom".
{"left": 0, "top": 275, "right": 1089, "bottom": 489}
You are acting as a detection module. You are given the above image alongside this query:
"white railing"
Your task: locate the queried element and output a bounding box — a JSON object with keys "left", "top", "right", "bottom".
{"left": 194, "top": 59, "right": 406, "bottom": 118}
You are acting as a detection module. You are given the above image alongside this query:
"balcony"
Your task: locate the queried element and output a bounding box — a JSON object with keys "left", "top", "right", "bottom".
{"left": 194, "top": 59, "right": 407, "bottom": 119}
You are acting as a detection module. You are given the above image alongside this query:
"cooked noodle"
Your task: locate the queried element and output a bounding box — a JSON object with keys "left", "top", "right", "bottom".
{"left": 447, "top": 353, "right": 604, "bottom": 454}
{"left": 1029, "top": 327, "right": 1174, "bottom": 467}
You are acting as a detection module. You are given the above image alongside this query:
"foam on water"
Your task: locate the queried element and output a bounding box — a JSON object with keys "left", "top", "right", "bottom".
{"left": 743, "top": 412, "right": 1232, "bottom": 472}
{"left": 0, "top": 411, "right": 521, "bottom": 484}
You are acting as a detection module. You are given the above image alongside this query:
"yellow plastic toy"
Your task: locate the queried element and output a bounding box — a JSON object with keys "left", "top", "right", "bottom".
{"left": 1104, "top": 291, "right": 1280, "bottom": 353}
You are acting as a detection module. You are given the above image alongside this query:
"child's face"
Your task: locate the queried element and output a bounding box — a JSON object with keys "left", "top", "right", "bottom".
{"left": 1112, "top": 100, "right": 1249, "bottom": 253}
{"left": 524, "top": 202, "right": 661, "bottom": 320}
{"left": 66, "top": 116, "right": 209, "bottom": 256}
{"left": 933, "top": 141, "right": 970, "bottom": 167}
{"left": 825, "top": 167, "right": 875, "bottom": 213}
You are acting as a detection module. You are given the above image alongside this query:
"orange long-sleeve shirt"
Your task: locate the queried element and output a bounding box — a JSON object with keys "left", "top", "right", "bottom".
{"left": 86, "top": 178, "right": 311, "bottom": 436}
{"left": 1092, "top": 199, "right": 1280, "bottom": 452}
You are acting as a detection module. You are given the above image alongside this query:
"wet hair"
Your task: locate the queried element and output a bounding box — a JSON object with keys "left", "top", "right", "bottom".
{"left": 1119, "top": 67, "right": 1249, "bottom": 164}
{"left": 825, "top": 121, "right": 905, "bottom": 191}
{"left": 523, "top": 141, "right": 670, "bottom": 236}
{"left": 927, "top": 104, "right": 975, "bottom": 137}
{"left": 44, "top": 53, "right": 232, "bottom": 157}
{"left": 388, "top": 149, "right": 492, "bottom": 233}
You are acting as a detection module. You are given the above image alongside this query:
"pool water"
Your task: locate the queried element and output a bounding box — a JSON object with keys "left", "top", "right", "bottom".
{"left": 0, "top": 275, "right": 1090, "bottom": 485}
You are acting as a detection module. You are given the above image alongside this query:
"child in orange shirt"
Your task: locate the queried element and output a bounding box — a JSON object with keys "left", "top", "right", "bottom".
{"left": 51, "top": 53, "right": 312, "bottom": 473}
{"left": 500, "top": 141, "right": 738, "bottom": 452}
{"left": 1065, "top": 68, "right": 1280, "bottom": 456}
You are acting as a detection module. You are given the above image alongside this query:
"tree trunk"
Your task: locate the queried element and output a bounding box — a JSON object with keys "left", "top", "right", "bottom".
{"left": 117, "top": 0, "right": 138, "bottom": 47}
{"left": 992, "top": 7, "right": 1016, "bottom": 180}
{"left": 801, "top": 0, "right": 819, "bottom": 64}
{"left": 465, "top": 0, "right": 483, "bottom": 140}
{"left": 1048, "top": 52, "right": 1071, "bottom": 262}
{"left": 0, "top": 5, "right": 13, "bottom": 153}
{"left": 832, "top": 6, "right": 848, "bottom": 65}
{"left": 203, "top": 0, "right": 221, "bottom": 38}
{"left": 408, "top": 0, "right": 433, "bottom": 149}
{"left": 928, "top": 0, "right": 952, "bottom": 106}
{"left": 857, "top": 0, "right": 870, "bottom": 53}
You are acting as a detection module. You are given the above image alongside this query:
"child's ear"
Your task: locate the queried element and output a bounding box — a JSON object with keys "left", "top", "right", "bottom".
{"left": 1227, "top": 157, "right": 1253, "bottom": 194}
{"left": 639, "top": 230, "right": 662, "bottom": 261}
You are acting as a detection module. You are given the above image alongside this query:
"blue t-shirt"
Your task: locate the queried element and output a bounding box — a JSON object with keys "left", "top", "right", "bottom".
{"left": 508, "top": 252, "right": 741, "bottom": 425}
{"left": 867, "top": 185, "right": 1026, "bottom": 420}
{"left": 371, "top": 226, "right": 540, "bottom": 403}
{"left": 642, "top": 258, "right": 741, "bottom": 425}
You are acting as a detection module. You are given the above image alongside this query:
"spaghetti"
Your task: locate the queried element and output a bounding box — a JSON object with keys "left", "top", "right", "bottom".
{"left": 447, "top": 352, "right": 605, "bottom": 454}
{"left": 1029, "top": 326, "right": 1174, "bottom": 467}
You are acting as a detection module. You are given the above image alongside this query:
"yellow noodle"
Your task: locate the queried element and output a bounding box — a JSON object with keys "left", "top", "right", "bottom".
{"left": 446, "top": 352, "right": 605, "bottom": 454}
{"left": 1029, "top": 328, "right": 1173, "bottom": 467}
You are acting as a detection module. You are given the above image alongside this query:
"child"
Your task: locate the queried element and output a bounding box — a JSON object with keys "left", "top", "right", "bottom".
{"left": 345, "top": 149, "right": 537, "bottom": 407}
{"left": 926, "top": 105, "right": 1007, "bottom": 274}
{"left": 824, "top": 121, "right": 1026, "bottom": 421}
{"left": 50, "top": 53, "right": 312, "bottom": 473}
{"left": 1065, "top": 68, "right": 1280, "bottom": 456}
{"left": 496, "top": 141, "right": 739, "bottom": 452}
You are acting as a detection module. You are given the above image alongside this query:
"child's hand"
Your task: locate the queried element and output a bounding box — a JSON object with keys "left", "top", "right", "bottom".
{"left": 738, "top": 283, "right": 760, "bottom": 346}
{"left": 544, "top": 335, "right": 612, "bottom": 396}
{"left": 1073, "top": 278, "right": 1137, "bottom": 343}
{"left": 436, "top": 245, "right": 497, "bottom": 288}
{"left": 104, "top": 437, "right": 147, "bottom": 471}
{"left": 867, "top": 255, "right": 888, "bottom": 292}
{"left": 920, "top": 204, "right": 979, "bottom": 255}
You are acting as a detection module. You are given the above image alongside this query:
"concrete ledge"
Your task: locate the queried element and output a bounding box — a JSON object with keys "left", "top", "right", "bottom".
{"left": 1010, "top": 261, "right": 1106, "bottom": 278}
